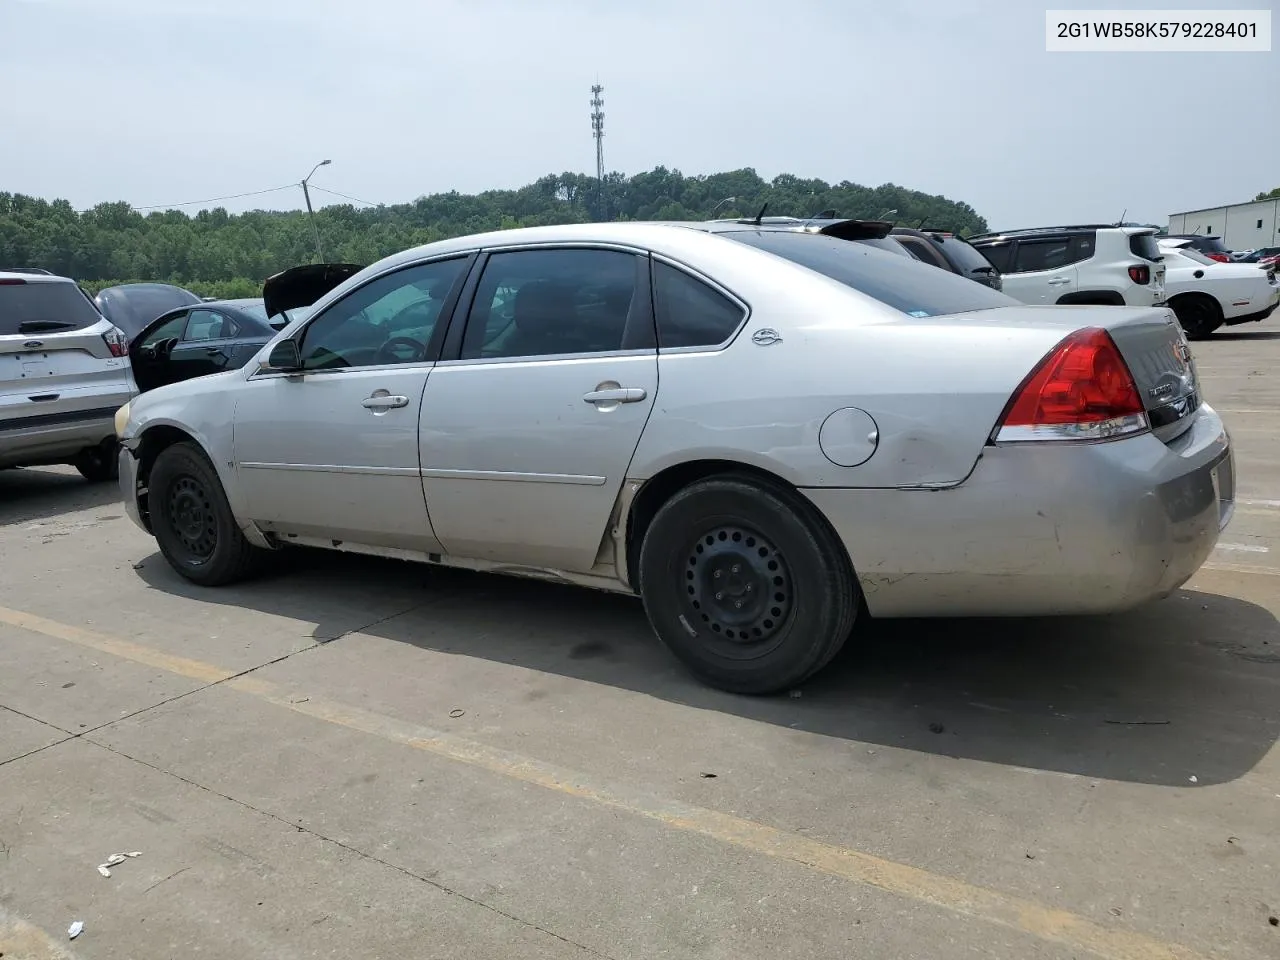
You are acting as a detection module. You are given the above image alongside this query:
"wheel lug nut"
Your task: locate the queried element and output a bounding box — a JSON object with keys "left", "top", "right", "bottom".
{"left": 744, "top": 584, "right": 752, "bottom": 592}
{"left": 731, "top": 564, "right": 740, "bottom": 573}
{"left": 713, "top": 570, "right": 722, "bottom": 578}
{"left": 715, "top": 592, "right": 723, "bottom": 600}
{"left": 734, "top": 600, "right": 743, "bottom": 608}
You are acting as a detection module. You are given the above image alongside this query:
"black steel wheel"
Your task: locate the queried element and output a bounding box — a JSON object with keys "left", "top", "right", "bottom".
{"left": 149, "top": 441, "right": 264, "bottom": 586}
{"left": 638, "top": 475, "right": 859, "bottom": 694}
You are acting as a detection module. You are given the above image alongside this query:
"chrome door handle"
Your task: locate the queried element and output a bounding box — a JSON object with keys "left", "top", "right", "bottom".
{"left": 362, "top": 394, "right": 409, "bottom": 409}
{"left": 1047, "top": 277, "right": 1072, "bottom": 285}
{"left": 583, "top": 387, "right": 647, "bottom": 404}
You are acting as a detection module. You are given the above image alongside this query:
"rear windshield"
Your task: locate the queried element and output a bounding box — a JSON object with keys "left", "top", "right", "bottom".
{"left": 0, "top": 281, "right": 103, "bottom": 336}
{"left": 1129, "top": 233, "right": 1163, "bottom": 262}
{"left": 1194, "top": 236, "right": 1230, "bottom": 254}
{"left": 723, "top": 231, "right": 1017, "bottom": 317}
{"left": 856, "top": 237, "right": 912, "bottom": 257}
{"left": 1176, "top": 247, "right": 1217, "bottom": 266}
{"left": 936, "top": 236, "right": 1000, "bottom": 274}
{"left": 238, "top": 302, "right": 269, "bottom": 321}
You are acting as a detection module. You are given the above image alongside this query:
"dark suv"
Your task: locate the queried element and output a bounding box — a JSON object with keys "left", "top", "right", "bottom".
{"left": 1165, "top": 235, "right": 1231, "bottom": 262}
{"left": 888, "top": 227, "right": 1002, "bottom": 291}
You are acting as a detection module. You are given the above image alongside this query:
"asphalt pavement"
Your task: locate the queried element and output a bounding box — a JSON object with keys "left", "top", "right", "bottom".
{"left": 1, "top": 320, "right": 1277, "bottom": 960}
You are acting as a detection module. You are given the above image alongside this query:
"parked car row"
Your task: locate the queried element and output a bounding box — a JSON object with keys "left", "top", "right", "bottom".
{"left": 1, "top": 274, "right": 305, "bottom": 481}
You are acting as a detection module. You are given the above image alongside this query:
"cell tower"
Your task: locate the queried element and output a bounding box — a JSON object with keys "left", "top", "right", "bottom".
{"left": 590, "top": 84, "right": 605, "bottom": 184}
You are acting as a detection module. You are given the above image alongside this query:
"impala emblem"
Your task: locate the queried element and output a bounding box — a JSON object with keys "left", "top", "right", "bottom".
{"left": 751, "top": 328, "right": 783, "bottom": 346}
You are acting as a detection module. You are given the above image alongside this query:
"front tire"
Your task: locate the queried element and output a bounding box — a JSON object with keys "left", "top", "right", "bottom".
{"left": 149, "top": 441, "right": 263, "bottom": 586}
{"left": 73, "top": 442, "right": 119, "bottom": 483}
{"left": 637, "top": 476, "right": 859, "bottom": 694}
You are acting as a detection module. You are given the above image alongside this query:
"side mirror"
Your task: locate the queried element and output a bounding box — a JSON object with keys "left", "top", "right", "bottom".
{"left": 264, "top": 339, "right": 302, "bottom": 372}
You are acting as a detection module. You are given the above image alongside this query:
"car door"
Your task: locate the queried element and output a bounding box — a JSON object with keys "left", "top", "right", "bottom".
{"left": 166, "top": 308, "right": 240, "bottom": 382}
{"left": 231, "top": 255, "right": 474, "bottom": 551}
{"left": 1007, "top": 237, "right": 1078, "bottom": 303}
{"left": 420, "top": 246, "right": 658, "bottom": 573}
{"left": 128, "top": 309, "right": 191, "bottom": 393}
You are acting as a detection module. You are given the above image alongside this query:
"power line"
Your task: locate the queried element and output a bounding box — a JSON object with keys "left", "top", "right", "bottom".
{"left": 130, "top": 183, "right": 298, "bottom": 211}
{"left": 309, "top": 185, "right": 381, "bottom": 207}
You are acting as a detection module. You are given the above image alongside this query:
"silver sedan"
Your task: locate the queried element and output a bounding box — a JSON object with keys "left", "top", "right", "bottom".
{"left": 115, "top": 221, "right": 1235, "bottom": 694}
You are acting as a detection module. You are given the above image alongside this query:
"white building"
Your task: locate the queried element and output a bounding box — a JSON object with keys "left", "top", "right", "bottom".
{"left": 1167, "top": 197, "right": 1279, "bottom": 251}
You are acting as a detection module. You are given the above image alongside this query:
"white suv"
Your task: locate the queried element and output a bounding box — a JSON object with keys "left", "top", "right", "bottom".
{"left": 1, "top": 271, "right": 133, "bottom": 481}
{"left": 968, "top": 225, "right": 1166, "bottom": 307}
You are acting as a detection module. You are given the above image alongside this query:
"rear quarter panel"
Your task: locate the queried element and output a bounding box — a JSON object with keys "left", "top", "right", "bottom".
{"left": 627, "top": 246, "right": 1088, "bottom": 490}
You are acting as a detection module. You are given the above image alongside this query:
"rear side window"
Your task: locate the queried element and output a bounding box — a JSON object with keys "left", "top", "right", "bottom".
{"left": 724, "top": 231, "right": 1017, "bottom": 317}
{"left": 653, "top": 261, "right": 745, "bottom": 348}
{"left": 1129, "top": 233, "right": 1162, "bottom": 261}
{"left": 0, "top": 281, "right": 103, "bottom": 336}
{"left": 895, "top": 237, "right": 949, "bottom": 270}
{"left": 1012, "top": 239, "right": 1072, "bottom": 272}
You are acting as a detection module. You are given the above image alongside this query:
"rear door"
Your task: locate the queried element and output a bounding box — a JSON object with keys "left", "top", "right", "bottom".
{"left": 1, "top": 278, "right": 128, "bottom": 427}
{"left": 420, "top": 246, "right": 657, "bottom": 573}
{"left": 1005, "top": 236, "right": 1078, "bottom": 303}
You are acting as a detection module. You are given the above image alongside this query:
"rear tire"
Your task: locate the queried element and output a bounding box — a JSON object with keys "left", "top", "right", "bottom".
{"left": 637, "top": 476, "right": 859, "bottom": 695}
{"left": 149, "top": 441, "right": 264, "bottom": 586}
{"left": 1170, "top": 294, "right": 1222, "bottom": 340}
{"left": 73, "top": 442, "right": 119, "bottom": 483}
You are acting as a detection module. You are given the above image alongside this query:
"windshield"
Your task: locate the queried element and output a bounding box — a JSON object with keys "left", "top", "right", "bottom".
{"left": 1, "top": 280, "right": 103, "bottom": 335}
{"left": 723, "top": 230, "right": 1018, "bottom": 317}
{"left": 936, "top": 236, "right": 999, "bottom": 274}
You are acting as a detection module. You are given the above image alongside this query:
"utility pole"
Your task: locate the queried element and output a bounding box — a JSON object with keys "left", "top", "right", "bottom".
{"left": 590, "top": 84, "right": 605, "bottom": 218}
{"left": 301, "top": 159, "right": 331, "bottom": 262}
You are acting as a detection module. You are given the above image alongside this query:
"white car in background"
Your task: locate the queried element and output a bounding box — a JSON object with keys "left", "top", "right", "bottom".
{"left": 1157, "top": 238, "right": 1280, "bottom": 339}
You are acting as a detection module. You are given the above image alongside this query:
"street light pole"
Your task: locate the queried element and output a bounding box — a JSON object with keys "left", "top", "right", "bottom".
{"left": 301, "top": 159, "right": 331, "bottom": 262}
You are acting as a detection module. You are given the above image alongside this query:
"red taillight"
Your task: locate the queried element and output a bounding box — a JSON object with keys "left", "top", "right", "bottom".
{"left": 0, "top": 278, "right": 28, "bottom": 285}
{"left": 1207, "top": 253, "right": 1229, "bottom": 263}
{"left": 102, "top": 325, "right": 128, "bottom": 358}
{"left": 995, "top": 327, "right": 1148, "bottom": 443}
{"left": 1128, "top": 264, "right": 1150, "bottom": 284}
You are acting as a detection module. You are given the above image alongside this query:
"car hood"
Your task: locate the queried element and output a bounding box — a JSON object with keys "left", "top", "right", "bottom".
{"left": 95, "top": 283, "right": 202, "bottom": 338}
{"left": 262, "top": 263, "right": 365, "bottom": 319}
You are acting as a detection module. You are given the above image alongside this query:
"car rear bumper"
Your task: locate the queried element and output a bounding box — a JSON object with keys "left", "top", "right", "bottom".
{"left": 804, "top": 403, "right": 1233, "bottom": 618}
{"left": 0, "top": 404, "right": 124, "bottom": 468}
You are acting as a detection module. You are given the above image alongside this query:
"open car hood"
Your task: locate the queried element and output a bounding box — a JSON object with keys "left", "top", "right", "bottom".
{"left": 95, "top": 283, "right": 202, "bottom": 339}
{"left": 262, "top": 263, "right": 365, "bottom": 319}
{"left": 801, "top": 219, "right": 894, "bottom": 241}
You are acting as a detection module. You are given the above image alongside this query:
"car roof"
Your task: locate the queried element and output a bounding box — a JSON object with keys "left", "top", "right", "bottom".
{"left": 970, "top": 224, "right": 1153, "bottom": 241}
{"left": 0, "top": 270, "right": 75, "bottom": 284}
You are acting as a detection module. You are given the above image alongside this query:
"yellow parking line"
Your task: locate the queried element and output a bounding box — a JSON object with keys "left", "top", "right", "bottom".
{"left": 0, "top": 604, "right": 1213, "bottom": 960}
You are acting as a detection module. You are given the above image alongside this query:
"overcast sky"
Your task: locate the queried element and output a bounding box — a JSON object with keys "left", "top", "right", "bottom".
{"left": 1, "top": 0, "right": 1274, "bottom": 229}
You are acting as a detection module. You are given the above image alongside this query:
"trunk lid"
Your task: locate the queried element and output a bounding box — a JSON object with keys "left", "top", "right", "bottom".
{"left": 262, "top": 263, "right": 365, "bottom": 320}
{"left": 1099, "top": 306, "right": 1199, "bottom": 442}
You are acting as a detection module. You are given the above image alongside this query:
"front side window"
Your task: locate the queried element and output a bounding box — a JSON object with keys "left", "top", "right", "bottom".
{"left": 299, "top": 257, "right": 467, "bottom": 370}
{"left": 724, "top": 231, "right": 1016, "bottom": 317}
{"left": 461, "top": 248, "right": 639, "bottom": 360}
{"left": 652, "top": 261, "right": 745, "bottom": 349}
{"left": 183, "top": 309, "right": 236, "bottom": 341}
{"left": 139, "top": 313, "right": 189, "bottom": 349}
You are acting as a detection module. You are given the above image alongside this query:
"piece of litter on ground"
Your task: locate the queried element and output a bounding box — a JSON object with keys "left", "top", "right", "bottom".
{"left": 68, "top": 920, "right": 84, "bottom": 939}
{"left": 449, "top": 708, "right": 465, "bottom": 718}
{"left": 1188, "top": 775, "right": 1198, "bottom": 783}
{"left": 97, "top": 850, "right": 141, "bottom": 877}
{"left": 699, "top": 772, "right": 717, "bottom": 779}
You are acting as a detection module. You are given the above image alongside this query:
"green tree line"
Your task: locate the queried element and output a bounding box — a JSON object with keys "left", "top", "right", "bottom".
{"left": 1, "top": 167, "right": 988, "bottom": 294}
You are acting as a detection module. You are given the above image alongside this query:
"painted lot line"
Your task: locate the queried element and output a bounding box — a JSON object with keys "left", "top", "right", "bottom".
{"left": 0, "top": 604, "right": 1212, "bottom": 960}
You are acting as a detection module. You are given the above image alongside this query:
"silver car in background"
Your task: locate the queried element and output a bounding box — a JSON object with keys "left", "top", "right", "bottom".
{"left": 116, "top": 222, "right": 1234, "bottom": 694}
{"left": 1, "top": 271, "right": 132, "bottom": 480}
